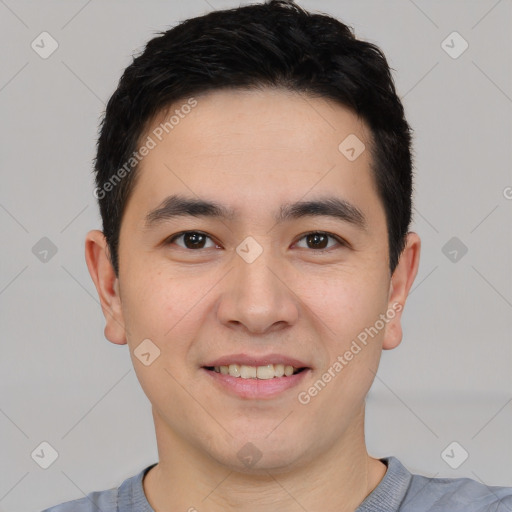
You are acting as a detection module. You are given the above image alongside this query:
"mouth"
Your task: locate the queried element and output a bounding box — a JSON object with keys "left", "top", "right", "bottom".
{"left": 202, "top": 356, "right": 311, "bottom": 399}
{"left": 204, "top": 364, "right": 306, "bottom": 379}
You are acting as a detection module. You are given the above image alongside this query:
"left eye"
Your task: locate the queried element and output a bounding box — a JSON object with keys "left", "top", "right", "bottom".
{"left": 294, "top": 231, "right": 343, "bottom": 251}
{"left": 166, "top": 231, "right": 343, "bottom": 251}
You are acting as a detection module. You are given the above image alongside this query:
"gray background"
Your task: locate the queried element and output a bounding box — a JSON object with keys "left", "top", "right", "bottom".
{"left": 0, "top": 1, "right": 511, "bottom": 510}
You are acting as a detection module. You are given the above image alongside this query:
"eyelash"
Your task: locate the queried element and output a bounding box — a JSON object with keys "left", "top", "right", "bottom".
{"left": 165, "top": 230, "right": 346, "bottom": 252}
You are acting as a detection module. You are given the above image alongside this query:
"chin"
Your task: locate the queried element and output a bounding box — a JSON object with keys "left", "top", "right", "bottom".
{"left": 208, "top": 432, "right": 313, "bottom": 475}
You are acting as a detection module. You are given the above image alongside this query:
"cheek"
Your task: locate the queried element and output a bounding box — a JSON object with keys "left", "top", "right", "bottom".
{"left": 121, "top": 269, "right": 198, "bottom": 340}
{"left": 298, "top": 268, "right": 389, "bottom": 343}
{"left": 120, "top": 270, "right": 213, "bottom": 390}
{"left": 121, "top": 275, "right": 200, "bottom": 416}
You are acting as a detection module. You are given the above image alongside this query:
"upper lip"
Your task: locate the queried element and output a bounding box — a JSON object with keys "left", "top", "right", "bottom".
{"left": 204, "top": 353, "right": 310, "bottom": 369}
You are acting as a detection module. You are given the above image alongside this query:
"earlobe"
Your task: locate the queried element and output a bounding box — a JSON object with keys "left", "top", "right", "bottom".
{"left": 84, "top": 230, "right": 127, "bottom": 345}
{"left": 382, "top": 232, "right": 421, "bottom": 350}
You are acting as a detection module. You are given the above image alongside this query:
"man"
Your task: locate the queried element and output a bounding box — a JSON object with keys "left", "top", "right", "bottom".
{"left": 43, "top": 0, "right": 512, "bottom": 510}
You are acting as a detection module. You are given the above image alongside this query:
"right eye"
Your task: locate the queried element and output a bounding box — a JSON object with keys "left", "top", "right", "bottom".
{"left": 165, "top": 231, "right": 219, "bottom": 250}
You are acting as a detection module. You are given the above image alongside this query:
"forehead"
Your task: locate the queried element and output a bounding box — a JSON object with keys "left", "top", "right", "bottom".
{"left": 124, "top": 88, "right": 385, "bottom": 233}
{"left": 147, "top": 87, "right": 369, "bottom": 161}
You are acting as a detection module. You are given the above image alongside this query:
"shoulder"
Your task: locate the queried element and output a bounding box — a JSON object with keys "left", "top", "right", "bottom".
{"left": 401, "top": 467, "right": 512, "bottom": 511}
{"left": 40, "top": 487, "right": 117, "bottom": 512}
{"left": 40, "top": 463, "right": 156, "bottom": 512}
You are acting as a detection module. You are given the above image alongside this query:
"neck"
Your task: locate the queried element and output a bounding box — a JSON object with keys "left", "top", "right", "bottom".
{"left": 143, "top": 406, "right": 387, "bottom": 511}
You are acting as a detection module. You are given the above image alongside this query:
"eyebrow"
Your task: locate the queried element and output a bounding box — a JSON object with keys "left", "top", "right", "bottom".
{"left": 143, "top": 194, "right": 367, "bottom": 231}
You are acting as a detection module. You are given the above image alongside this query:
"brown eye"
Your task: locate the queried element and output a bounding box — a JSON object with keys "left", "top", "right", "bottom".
{"left": 306, "top": 232, "right": 329, "bottom": 249}
{"left": 295, "top": 232, "right": 343, "bottom": 250}
{"left": 167, "top": 231, "right": 216, "bottom": 250}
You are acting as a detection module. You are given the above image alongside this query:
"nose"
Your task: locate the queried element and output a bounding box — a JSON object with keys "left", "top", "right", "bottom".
{"left": 216, "top": 247, "right": 300, "bottom": 335}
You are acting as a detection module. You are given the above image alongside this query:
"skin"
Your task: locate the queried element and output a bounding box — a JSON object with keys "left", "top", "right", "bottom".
{"left": 85, "top": 88, "right": 420, "bottom": 511}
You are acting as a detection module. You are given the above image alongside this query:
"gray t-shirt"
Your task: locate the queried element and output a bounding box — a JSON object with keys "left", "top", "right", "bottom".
{"left": 41, "top": 456, "right": 512, "bottom": 511}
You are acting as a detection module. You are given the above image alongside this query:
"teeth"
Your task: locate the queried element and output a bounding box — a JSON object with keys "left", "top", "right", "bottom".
{"left": 228, "top": 364, "right": 241, "bottom": 377}
{"left": 240, "top": 365, "right": 257, "bottom": 378}
{"left": 256, "top": 364, "right": 274, "bottom": 380}
{"left": 214, "top": 364, "right": 301, "bottom": 379}
{"left": 274, "top": 364, "right": 285, "bottom": 377}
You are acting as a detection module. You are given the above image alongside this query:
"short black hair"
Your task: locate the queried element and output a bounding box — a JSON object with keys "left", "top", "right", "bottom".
{"left": 93, "top": 0, "right": 414, "bottom": 276}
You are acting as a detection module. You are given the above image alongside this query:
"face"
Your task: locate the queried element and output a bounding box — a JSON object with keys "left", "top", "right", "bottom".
{"left": 86, "top": 88, "right": 419, "bottom": 473}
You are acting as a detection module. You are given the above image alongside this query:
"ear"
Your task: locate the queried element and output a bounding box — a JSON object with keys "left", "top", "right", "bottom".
{"left": 84, "top": 229, "right": 127, "bottom": 345}
{"left": 382, "top": 232, "right": 421, "bottom": 350}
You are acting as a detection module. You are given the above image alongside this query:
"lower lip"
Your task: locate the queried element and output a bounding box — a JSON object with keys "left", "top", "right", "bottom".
{"left": 202, "top": 368, "right": 310, "bottom": 399}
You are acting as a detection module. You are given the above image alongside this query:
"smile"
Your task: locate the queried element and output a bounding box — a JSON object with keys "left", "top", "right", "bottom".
{"left": 202, "top": 366, "right": 310, "bottom": 400}
{"left": 206, "top": 364, "right": 304, "bottom": 379}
